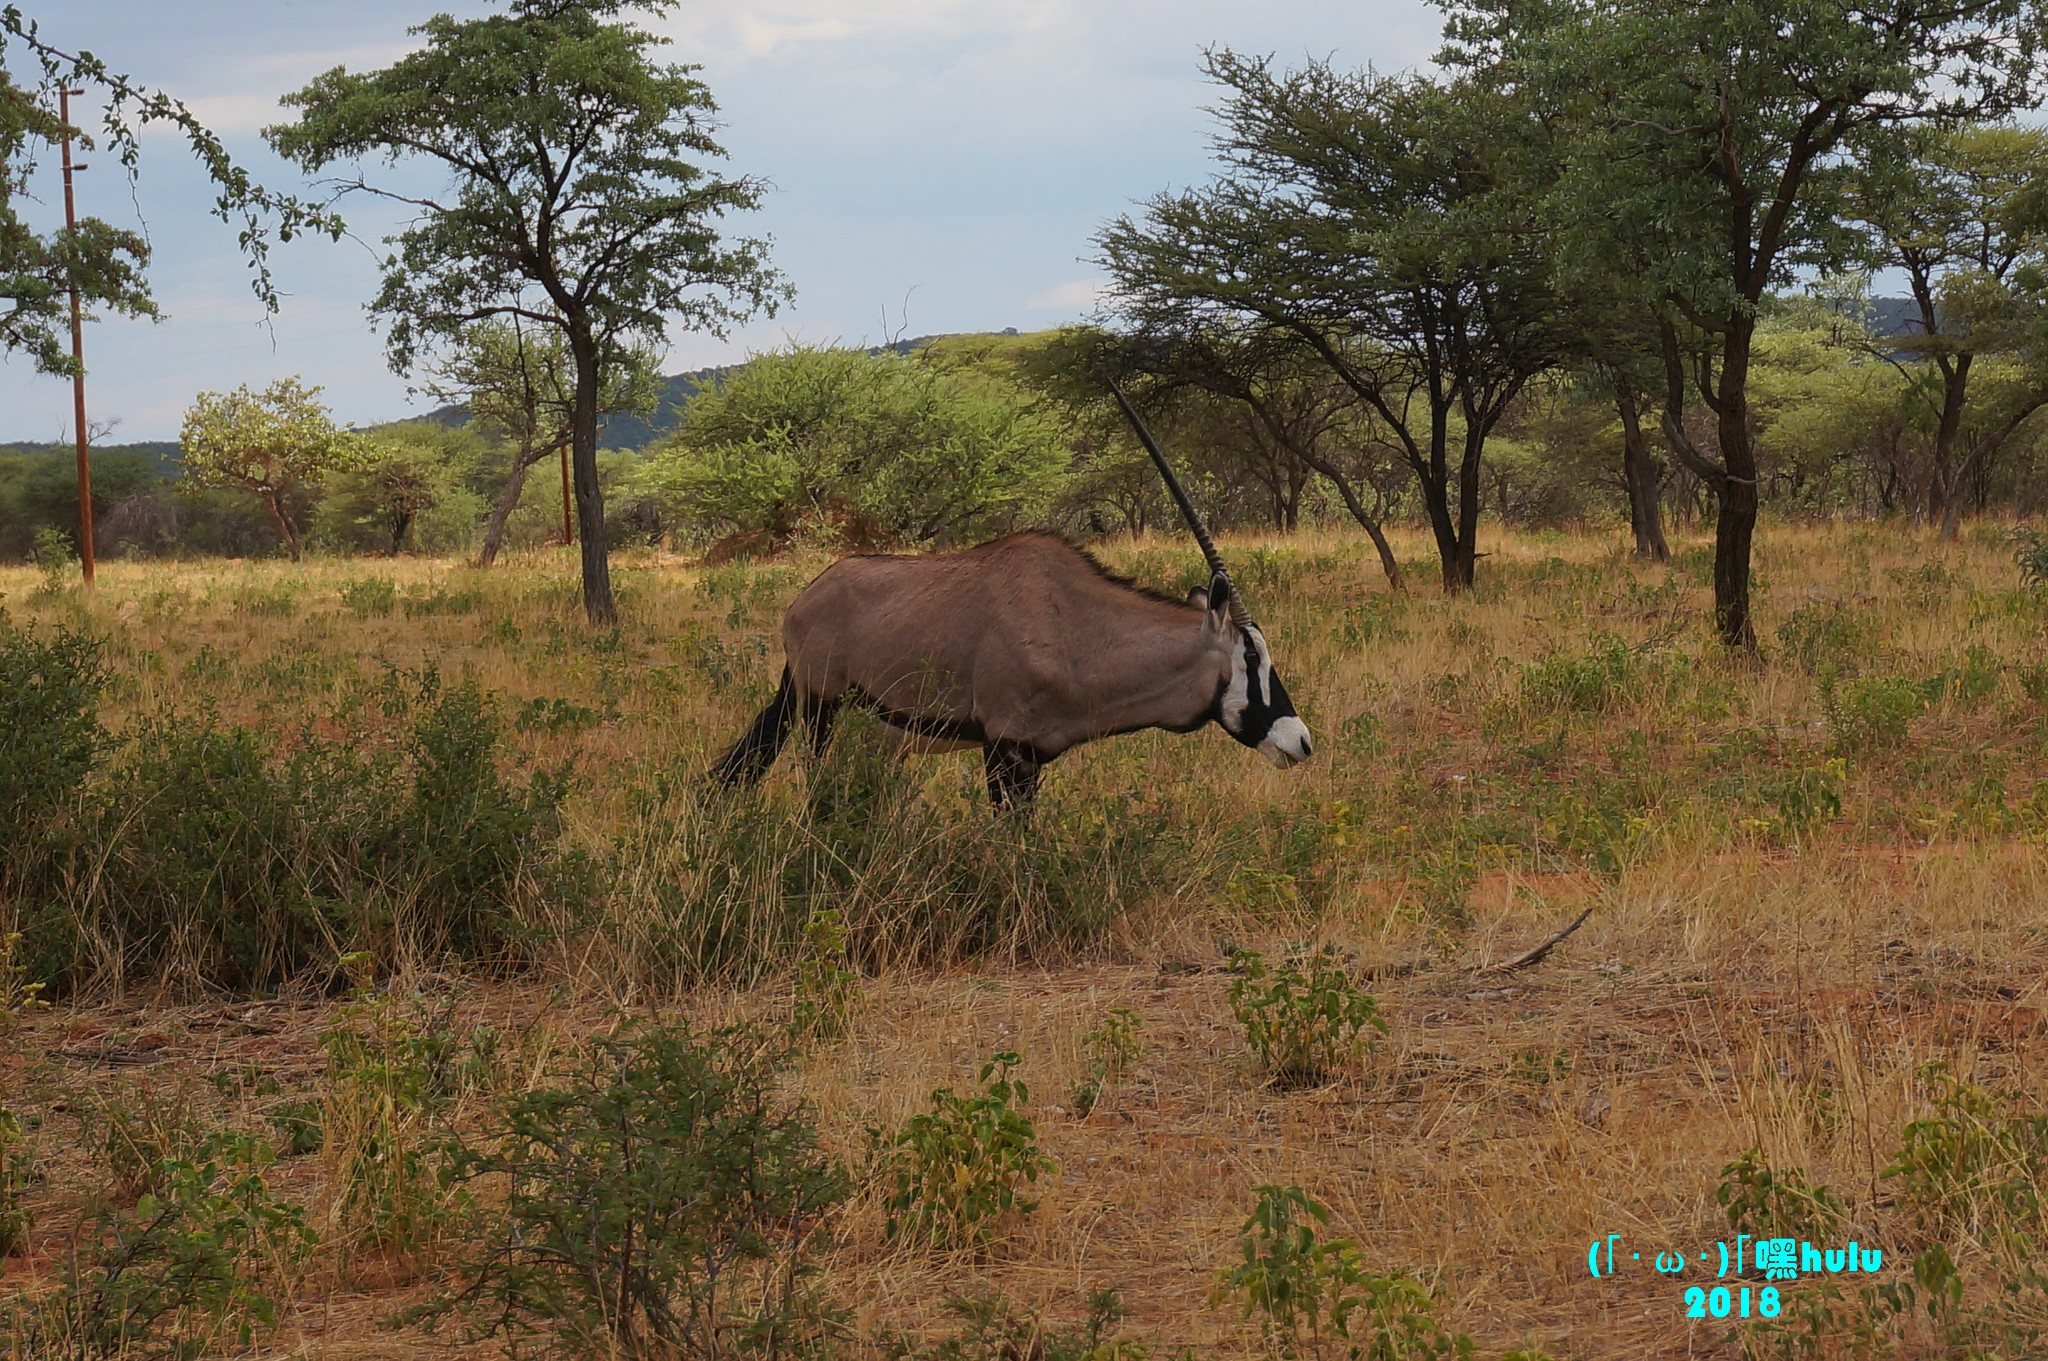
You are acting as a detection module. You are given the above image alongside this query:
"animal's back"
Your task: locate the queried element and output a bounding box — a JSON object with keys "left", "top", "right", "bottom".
{"left": 782, "top": 534, "right": 1188, "bottom": 729}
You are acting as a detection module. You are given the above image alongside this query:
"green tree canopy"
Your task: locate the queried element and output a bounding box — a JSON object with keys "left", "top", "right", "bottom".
{"left": 1443, "top": 0, "right": 2048, "bottom": 644}
{"left": 178, "top": 378, "right": 361, "bottom": 561}
{"left": 314, "top": 421, "right": 489, "bottom": 557}
{"left": 632, "top": 345, "right": 1070, "bottom": 553}
{"left": 265, "top": 0, "right": 786, "bottom": 625}
{"left": 1853, "top": 123, "right": 2048, "bottom": 537}
{"left": 1097, "top": 53, "right": 1563, "bottom": 592}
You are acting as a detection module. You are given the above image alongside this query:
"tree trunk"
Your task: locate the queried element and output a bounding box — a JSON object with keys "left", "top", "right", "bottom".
{"left": 1443, "top": 423, "right": 1484, "bottom": 593}
{"left": 260, "top": 491, "right": 301, "bottom": 562}
{"left": 1712, "top": 324, "right": 1759, "bottom": 651}
{"left": 1929, "top": 352, "right": 1972, "bottom": 536}
{"left": 477, "top": 438, "right": 553, "bottom": 568}
{"left": 388, "top": 510, "right": 413, "bottom": 556}
{"left": 568, "top": 319, "right": 616, "bottom": 626}
{"left": 1616, "top": 389, "right": 1669, "bottom": 562}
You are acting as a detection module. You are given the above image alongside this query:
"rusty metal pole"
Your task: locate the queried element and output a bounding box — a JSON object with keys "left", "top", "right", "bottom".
{"left": 59, "top": 87, "right": 94, "bottom": 586}
{"left": 559, "top": 442, "right": 573, "bottom": 545}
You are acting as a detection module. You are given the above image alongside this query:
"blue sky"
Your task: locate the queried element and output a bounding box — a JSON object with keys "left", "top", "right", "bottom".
{"left": 3, "top": 1, "right": 1439, "bottom": 442}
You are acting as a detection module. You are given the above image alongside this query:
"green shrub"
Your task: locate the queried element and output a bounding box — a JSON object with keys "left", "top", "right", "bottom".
{"left": 229, "top": 580, "right": 299, "bottom": 617}
{"left": 1775, "top": 602, "right": 1875, "bottom": 675}
{"left": 513, "top": 694, "right": 599, "bottom": 734}
{"left": 878, "top": 1050, "right": 1057, "bottom": 1250}
{"left": 4, "top": 1133, "right": 313, "bottom": 1361}
{"left": 1339, "top": 599, "right": 1408, "bottom": 649}
{"left": 16, "top": 670, "right": 575, "bottom": 995}
{"left": 337, "top": 576, "right": 397, "bottom": 617}
{"left": 608, "top": 726, "right": 1185, "bottom": 987}
{"left": 0, "top": 1107, "right": 30, "bottom": 1257}
{"left": 790, "top": 906, "right": 861, "bottom": 1041}
{"left": 1212, "top": 1184, "right": 1474, "bottom": 1361}
{"left": 0, "top": 628, "right": 105, "bottom": 890}
{"left": 30, "top": 527, "right": 74, "bottom": 597}
{"left": 418, "top": 1022, "right": 849, "bottom": 1359}
{"left": 1504, "top": 637, "right": 1640, "bottom": 720}
{"left": 400, "top": 583, "right": 483, "bottom": 617}
{"left": 1069, "top": 1007, "right": 1142, "bottom": 1118}
{"left": 319, "top": 987, "right": 474, "bottom": 1266}
{"left": 269, "top": 1100, "right": 323, "bottom": 1159}
{"left": 391, "top": 677, "right": 571, "bottom": 963}
{"left": 1716, "top": 1148, "right": 1846, "bottom": 1244}
{"left": 2010, "top": 526, "right": 2048, "bottom": 589}
{"left": 92, "top": 1083, "right": 207, "bottom": 1204}
{"left": 1227, "top": 947, "right": 1387, "bottom": 1087}
{"left": 1764, "top": 760, "right": 1847, "bottom": 839}
{"left": 633, "top": 344, "right": 1070, "bottom": 550}
{"left": 1823, "top": 674, "right": 1927, "bottom": 754}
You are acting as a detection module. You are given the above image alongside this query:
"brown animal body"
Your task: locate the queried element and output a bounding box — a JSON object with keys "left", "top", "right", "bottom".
{"left": 709, "top": 532, "right": 1311, "bottom": 806}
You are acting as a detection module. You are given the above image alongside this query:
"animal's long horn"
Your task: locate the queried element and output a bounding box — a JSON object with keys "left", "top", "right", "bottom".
{"left": 1107, "top": 382, "right": 1255, "bottom": 627}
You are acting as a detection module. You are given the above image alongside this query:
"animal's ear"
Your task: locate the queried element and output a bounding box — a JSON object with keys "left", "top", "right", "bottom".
{"left": 1185, "top": 585, "right": 1209, "bottom": 610}
{"left": 1202, "top": 572, "right": 1232, "bottom": 635}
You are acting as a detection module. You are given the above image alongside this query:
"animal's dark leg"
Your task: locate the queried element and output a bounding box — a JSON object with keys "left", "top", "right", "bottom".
{"left": 983, "top": 740, "right": 1043, "bottom": 809}
{"left": 802, "top": 691, "right": 842, "bottom": 757}
{"left": 709, "top": 667, "right": 797, "bottom": 787}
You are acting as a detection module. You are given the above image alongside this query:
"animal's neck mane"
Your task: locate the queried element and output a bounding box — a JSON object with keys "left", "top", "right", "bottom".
{"left": 972, "top": 531, "right": 1197, "bottom": 610}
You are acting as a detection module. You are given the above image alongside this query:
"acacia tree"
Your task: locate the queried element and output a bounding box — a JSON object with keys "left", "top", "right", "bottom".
{"left": 178, "top": 378, "right": 360, "bottom": 561}
{"left": 266, "top": 0, "right": 786, "bottom": 625}
{"left": 1445, "top": 0, "right": 2048, "bottom": 646}
{"left": 1098, "top": 55, "right": 1561, "bottom": 592}
{"left": 1855, "top": 124, "right": 2048, "bottom": 539}
{"left": 426, "top": 319, "right": 659, "bottom": 566}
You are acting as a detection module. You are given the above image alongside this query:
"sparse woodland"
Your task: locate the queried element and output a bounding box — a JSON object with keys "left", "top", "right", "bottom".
{"left": 10, "top": 1, "right": 2048, "bottom": 1359}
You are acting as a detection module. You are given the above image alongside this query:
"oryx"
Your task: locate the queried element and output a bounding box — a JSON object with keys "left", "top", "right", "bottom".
{"left": 708, "top": 387, "right": 1311, "bottom": 806}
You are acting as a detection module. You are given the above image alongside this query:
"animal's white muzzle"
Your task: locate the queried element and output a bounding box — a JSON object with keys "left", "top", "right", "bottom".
{"left": 1259, "top": 716, "right": 1313, "bottom": 769}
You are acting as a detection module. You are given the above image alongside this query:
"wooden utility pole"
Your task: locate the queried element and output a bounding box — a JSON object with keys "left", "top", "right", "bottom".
{"left": 559, "top": 442, "right": 574, "bottom": 545}
{"left": 59, "top": 87, "right": 94, "bottom": 586}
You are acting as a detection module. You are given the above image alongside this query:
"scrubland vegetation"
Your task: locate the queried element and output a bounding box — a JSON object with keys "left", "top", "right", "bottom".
{"left": 4, "top": 521, "right": 2048, "bottom": 1358}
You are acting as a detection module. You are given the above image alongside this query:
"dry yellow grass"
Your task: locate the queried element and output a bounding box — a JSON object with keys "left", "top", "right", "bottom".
{"left": 2, "top": 519, "right": 2046, "bottom": 1359}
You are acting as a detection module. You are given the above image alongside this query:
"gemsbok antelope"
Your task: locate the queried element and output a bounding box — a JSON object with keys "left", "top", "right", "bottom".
{"left": 708, "top": 387, "right": 1312, "bottom": 806}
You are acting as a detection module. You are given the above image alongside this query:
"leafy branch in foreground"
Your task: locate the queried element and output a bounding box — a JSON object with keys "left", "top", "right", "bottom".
{"left": 0, "top": 4, "right": 342, "bottom": 342}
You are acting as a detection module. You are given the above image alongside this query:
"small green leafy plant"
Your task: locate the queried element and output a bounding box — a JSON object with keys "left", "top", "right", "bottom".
{"left": 2010, "top": 525, "right": 2048, "bottom": 589}
{"left": 879, "top": 1050, "right": 1057, "bottom": 1250}
{"left": 319, "top": 985, "right": 472, "bottom": 1268}
{"left": 1069, "top": 1007, "right": 1142, "bottom": 1118}
{"left": 30, "top": 527, "right": 74, "bottom": 597}
{"left": 1228, "top": 948, "right": 1387, "bottom": 1087}
{"left": 1823, "top": 673, "right": 1926, "bottom": 754}
{"left": 0, "top": 1107, "right": 31, "bottom": 1256}
{"left": 895, "top": 1287, "right": 1171, "bottom": 1361}
{"left": 5, "top": 1132, "right": 313, "bottom": 1361}
{"left": 1212, "top": 1184, "right": 1474, "bottom": 1361}
{"left": 791, "top": 906, "right": 862, "bottom": 1040}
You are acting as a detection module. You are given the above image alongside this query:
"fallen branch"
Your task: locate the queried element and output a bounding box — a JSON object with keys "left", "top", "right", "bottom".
{"left": 1475, "top": 906, "right": 1595, "bottom": 976}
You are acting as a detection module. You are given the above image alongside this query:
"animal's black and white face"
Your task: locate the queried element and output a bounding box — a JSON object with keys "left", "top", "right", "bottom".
{"left": 1196, "top": 576, "right": 1313, "bottom": 769}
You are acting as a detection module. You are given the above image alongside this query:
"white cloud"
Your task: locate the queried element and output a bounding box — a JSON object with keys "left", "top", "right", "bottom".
{"left": 1025, "top": 278, "right": 1106, "bottom": 313}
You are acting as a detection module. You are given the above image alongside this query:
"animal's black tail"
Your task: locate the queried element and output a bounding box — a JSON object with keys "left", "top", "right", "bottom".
{"left": 709, "top": 667, "right": 798, "bottom": 787}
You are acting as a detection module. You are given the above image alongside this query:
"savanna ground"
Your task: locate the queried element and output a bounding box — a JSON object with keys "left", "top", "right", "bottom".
{"left": 3, "top": 520, "right": 2048, "bottom": 1360}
